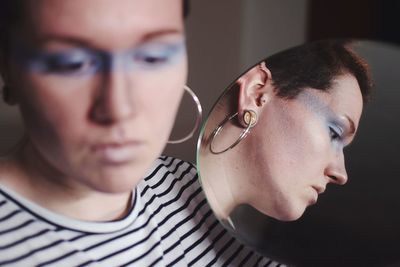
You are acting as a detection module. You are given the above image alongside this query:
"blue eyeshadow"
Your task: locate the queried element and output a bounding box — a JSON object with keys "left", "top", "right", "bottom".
{"left": 12, "top": 40, "right": 186, "bottom": 76}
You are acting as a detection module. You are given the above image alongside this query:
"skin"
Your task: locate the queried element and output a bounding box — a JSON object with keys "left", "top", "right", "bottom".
{"left": 234, "top": 73, "right": 363, "bottom": 221}
{"left": 0, "top": 0, "right": 186, "bottom": 221}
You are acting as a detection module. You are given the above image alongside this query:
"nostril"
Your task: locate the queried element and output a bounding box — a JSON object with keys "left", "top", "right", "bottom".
{"left": 328, "top": 173, "right": 347, "bottom": 185}
{"left": 328, "top": 175, "right": 337, "bottom": 181}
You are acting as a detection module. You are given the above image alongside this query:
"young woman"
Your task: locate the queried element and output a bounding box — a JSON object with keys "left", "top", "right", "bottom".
{"left": 198, "top": 40, "right": 372, "bottom": 225}
{"left": 0, "top": 0, "right": 278, "bottom": 266}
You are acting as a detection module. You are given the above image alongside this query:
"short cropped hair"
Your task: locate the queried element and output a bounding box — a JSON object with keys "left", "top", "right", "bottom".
{"left": 265, "top": 39, "right": 372, "bottom": 103}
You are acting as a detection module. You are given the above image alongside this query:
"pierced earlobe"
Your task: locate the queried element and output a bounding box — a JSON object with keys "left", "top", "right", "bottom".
{"left": 237, "top": 61, "right": 272, "bottom": 127}
{"left": 209, "top": 109, "right": 258, "bottom": 154}
{"left": 243, "top": 110, "right": 258, "bottom": 127}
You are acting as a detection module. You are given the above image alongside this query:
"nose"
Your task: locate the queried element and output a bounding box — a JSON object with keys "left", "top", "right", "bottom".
{"left": 325, "top": 151, "right": 348, "bottom": 185}
{"left": 90, "top": 69, "right": 134, "bottom": 125}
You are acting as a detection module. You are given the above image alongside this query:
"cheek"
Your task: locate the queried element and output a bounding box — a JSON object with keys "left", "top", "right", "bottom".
{"left": 133, "top": 63, "right": 187, "bottom": 138}
{"left": 284, "top": 121, "right": 329, "bottom": 175}
{"left": 17, "top": 75, "right": 94, "bottom": 147}
{"left": 256, "top": 112, "right": 329, "bottom": 184}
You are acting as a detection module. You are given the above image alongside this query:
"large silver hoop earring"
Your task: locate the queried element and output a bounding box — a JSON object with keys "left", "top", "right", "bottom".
{"left": 209, "top": 110, "right": 257, "bottom": 154}
{"left": 168, "top": 85, "right": 203, "bottom": 144}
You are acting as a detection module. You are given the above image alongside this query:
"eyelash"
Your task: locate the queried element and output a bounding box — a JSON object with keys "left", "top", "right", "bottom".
{"left": 329, "top": 126, "right": 342, "bottom": 141}
{"left": 46, "top": 57, "right": 98, "bottom": 75}
{"left": 133, "top": 51, "right": 171, "bottom": 66}
{"left": 133, "top": 44, "right": 183, "bottom": 67}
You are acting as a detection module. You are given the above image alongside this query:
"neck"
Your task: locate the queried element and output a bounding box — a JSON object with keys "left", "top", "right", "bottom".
{"left": 201, "top": 152, "right": 239, "bottom": 221}
{"left": 0, "top": 140, "right": 133, "bottom": 221}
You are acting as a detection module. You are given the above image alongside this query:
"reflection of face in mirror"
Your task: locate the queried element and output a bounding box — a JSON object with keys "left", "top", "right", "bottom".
{"left": 198, "top": 40, "right": 372, "bottom": 225}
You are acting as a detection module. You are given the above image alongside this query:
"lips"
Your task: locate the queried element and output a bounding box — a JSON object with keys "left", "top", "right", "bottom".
{"left": 91, "top": 141, "right": 143, "bottom": 164}
{"left": 312, "top": 185, "right": 326, "bottom": 194}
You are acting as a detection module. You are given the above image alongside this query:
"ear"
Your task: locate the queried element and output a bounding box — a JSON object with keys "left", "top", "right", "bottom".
{"left": 237, "top": 61, "right": 273, "bottom": 127}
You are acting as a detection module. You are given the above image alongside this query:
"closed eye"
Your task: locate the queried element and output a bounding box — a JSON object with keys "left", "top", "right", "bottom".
{"left": 329, "top": 126, "right": 341, "bottom": 141}
{"left": 131, "top": 42, "right": 184, "bottom": 68}
{"left": 133, "top": 53, "right": 169, "bottom": 65}
{"left": 45, "top": 55, "right": 99, "bottom": 75}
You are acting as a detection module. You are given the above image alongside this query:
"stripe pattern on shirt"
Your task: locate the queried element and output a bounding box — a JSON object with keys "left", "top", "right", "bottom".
{"left": 0, "top": 156, "right": 282, "bottom": 266}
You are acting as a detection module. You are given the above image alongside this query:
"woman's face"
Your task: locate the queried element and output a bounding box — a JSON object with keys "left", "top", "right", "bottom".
{"left": 9, "top": 0, "right": 187, "bottom": 192}
{"left": 246, "top": 74, "right": 363, "bottom": 221}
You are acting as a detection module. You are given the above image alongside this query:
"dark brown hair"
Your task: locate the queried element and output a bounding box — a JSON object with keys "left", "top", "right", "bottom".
{"left": 265, "top": 39, "right": 372, "bottom": 103}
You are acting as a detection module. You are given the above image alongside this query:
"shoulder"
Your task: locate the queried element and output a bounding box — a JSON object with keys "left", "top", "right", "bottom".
{"left": 136, "top": 157, "right": 282, "bottom": 266}
{"left": 139, "top": 156, "right": 198, "bottom": 196}
{"left": 136, "top": 156, "right": 202, "bottom": 222}
{"left": 148, "top": 156, "right": 197, "bottom": 180}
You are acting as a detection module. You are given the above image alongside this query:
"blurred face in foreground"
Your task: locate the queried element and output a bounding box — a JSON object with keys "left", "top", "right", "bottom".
{"left": 8, "top": 0, "right": 187, "bottom": 193}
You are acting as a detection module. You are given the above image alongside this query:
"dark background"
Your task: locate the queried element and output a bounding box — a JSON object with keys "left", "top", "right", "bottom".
{"left": 271, "top": 1, "right": 400, "bottom": 266}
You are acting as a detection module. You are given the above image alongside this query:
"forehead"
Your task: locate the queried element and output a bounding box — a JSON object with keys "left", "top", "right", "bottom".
{"left": 20, "top": 0, "right": 184, "bottom": 48}
{"left": 298, "top": 74, "right": 363, "bottom": 128}
{"left": 326, "top": 74, "right": 363, "bottom": 124}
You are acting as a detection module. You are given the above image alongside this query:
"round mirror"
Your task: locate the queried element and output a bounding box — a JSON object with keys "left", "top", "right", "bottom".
{"left": 197, "top": 40, "right": 400, "bottom": 266}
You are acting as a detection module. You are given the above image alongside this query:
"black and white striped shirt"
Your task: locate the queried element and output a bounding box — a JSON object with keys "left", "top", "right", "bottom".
{"left": 0, "top": 156, "right": 281, "bottom": 266}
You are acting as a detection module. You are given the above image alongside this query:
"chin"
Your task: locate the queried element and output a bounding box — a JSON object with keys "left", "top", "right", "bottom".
{"left": 81, "top": 165, "right": 147, "bottom": 194}
{"left": 272, "top": 203, "right": 307, "bottom": 222}
{"left": 277, "top": 212, "right": 303, "bottom": 222}
{"left": 86, "top": 178, "right": 134, "bottom": 194}
{"left": 90, "top": 177, "right": 140, "bottom": 194}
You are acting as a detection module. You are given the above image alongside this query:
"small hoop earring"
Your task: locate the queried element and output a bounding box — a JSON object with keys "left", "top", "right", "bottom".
{"left": 168, "top": 85, "right": 203, "bottom": 144}
{"left": 209, "top": 110, "right": 257, "bottom": 154}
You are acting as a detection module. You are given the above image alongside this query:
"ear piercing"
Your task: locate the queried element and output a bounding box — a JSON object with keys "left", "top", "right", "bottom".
{"left": 243, "top": 110, "right": 257, "bottom": 126}
{"left": 209, "top": 109, "right": 258, "bottom": 154}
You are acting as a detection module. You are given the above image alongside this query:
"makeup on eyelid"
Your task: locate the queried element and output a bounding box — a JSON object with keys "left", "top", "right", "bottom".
{"left": 297, "top": 90, "right": 355, "bottom": 144}
{"left": 330, "top": 116, "right": 357, "bottom": 144}
{"left": 12, "top": 40, "right": 186, "bottom": 75}
{"left": 329, "top": 124, "right": 343, "bottom": 139}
